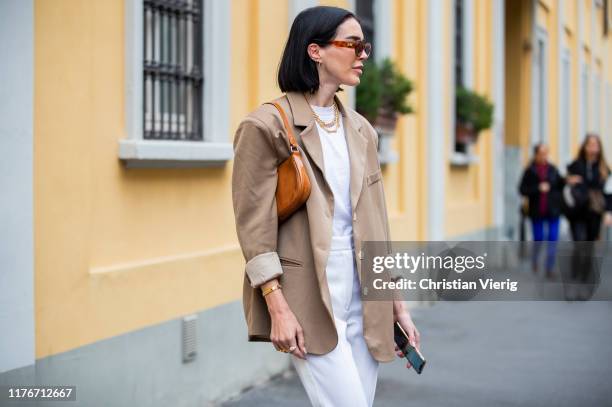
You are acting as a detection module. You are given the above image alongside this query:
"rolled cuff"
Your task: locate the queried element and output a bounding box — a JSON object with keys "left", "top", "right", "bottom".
{"left": 245, "top": 251, "right": 284, "bottom": 288}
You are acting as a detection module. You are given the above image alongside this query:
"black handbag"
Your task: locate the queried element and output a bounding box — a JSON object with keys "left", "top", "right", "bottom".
{"left": 562, "top": 183, "right": 589, "bottom": 217}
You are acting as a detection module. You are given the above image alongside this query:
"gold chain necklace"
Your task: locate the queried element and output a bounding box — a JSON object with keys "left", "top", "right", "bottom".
{"left": 308, "top": 102, "right": 341, "bottom": 133}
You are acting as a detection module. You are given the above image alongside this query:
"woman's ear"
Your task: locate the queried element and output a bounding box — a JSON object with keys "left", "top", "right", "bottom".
{"left": 307, "top": 43, "right": 321, "bottom": 64}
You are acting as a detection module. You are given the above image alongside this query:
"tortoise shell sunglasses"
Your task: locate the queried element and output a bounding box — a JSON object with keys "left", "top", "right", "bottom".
{"left": 328, "top": 39, "right": 372, "bottom": 57}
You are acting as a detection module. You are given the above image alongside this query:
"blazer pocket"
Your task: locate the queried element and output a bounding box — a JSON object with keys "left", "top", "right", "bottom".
{"left": 367, "top": 169, "right": 382, "bottom": 186}
{"left": 279, "top": 256, "right": 303, "bottom": 267}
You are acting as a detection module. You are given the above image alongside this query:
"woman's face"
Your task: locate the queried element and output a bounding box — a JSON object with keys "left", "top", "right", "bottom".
{"left": 315, "top": 17, "right": 369, "bottom": 87}
{"left": 585, "top": 136, "right": 601, "bottom": 160}
{"left": 535, "top": 145, "right": 549, "bottom": 164}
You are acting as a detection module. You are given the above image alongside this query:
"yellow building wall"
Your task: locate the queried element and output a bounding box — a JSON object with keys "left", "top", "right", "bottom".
{"left": 33, "top": 0, "right": 362, "bottom": 359}
{"left": 34, "top": 0, "right": 296, "bottom": 358}
{"left": 389, "top": 0, "right": 427, "bottom": 241}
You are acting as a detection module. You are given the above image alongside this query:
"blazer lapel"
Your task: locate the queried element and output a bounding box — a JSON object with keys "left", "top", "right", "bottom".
{"left": 285, "top": 92, "right": 326, "bottom": 179}
{"left": 285, "top": 91, "right": 369, "bottom": 210}
{"left": 299, "top": 124, "right": 326, "bottom": 179}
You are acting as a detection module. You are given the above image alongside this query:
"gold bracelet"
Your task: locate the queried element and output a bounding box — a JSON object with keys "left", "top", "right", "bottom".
{"left": 261, "top": 283, "right": 282, "bottom": 297}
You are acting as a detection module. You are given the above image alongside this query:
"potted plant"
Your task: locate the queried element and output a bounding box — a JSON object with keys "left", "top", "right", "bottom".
{"left": 356, "top": 57, "right": 414, "bottom": 133}
{"left": 455, "top": 86, "right": 494, "bottom": 145}
{"left": 356, "top": 58, "right": 414, "bottom": 164}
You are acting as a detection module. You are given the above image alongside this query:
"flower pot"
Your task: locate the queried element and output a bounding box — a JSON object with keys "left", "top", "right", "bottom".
{"left": 374, "top": 107, "right": 398, "bottom": 133}
{"left": 455, "top": 122, "right": 477, "bottom": 145}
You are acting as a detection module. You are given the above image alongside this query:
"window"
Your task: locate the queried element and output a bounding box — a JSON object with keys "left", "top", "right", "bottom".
{"left": 594, "top": 73, "right": 601, "bottom": 133}
{"left": 531, "top": 28, "right": 548, "bottom": 146}
{"left": 605, "top": 0, "right": 609, "bottom": 35}
{"left": 454, "top": 0, "right": 465, "bottom": 154}
{"left": 580, "top": 64, "right": 589, "bottom": 141}
{"left": 144, "top": 0, "right": 203, "bottom": 141}
{"left": 560, "top": 49, "right": 571, "bottom": 168}
{"left": 356, "top": 0, "right": 375, "bottom": 61}
{"left": 455, "top": 0, "right": 464, "bottom": 89}
{"left": 453, "top": 0, "right": 476, "bottom": 159}
{"left": 120, "top": 0, "right": 232, "bottom": 168}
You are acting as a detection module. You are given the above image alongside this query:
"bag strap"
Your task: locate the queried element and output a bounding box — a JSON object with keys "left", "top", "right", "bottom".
{"left": 264, "top": 101, "right": 300, "bottom": 153}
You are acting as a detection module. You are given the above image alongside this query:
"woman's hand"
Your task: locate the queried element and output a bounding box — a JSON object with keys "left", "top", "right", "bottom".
{"left": 263, "top": 282, "right": 307, "bottom": 359}
{"left": 604, "top": 212, "right": 612, "bottom": 227}
{"left": 393, "top": 300, "right": 421, "bottom": 369}
{"left": 539, "top": 182, "right": 550, "bottom": 193}
{"left": 567, "top": 175, "right": 583, "bottom": 185}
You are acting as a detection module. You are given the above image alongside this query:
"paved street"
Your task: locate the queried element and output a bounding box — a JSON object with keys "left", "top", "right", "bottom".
{"left": 222, "top": 300, "right": 612, "bottom": 407}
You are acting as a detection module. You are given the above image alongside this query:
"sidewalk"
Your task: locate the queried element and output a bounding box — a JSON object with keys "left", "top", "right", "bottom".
{"left": 222, "top": 300, "right": 612, "bottom": 407}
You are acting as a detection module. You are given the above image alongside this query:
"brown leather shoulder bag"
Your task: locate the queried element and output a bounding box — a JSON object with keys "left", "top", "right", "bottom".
{"left": 264, "top": 101, "right": 311, "bottom": 222}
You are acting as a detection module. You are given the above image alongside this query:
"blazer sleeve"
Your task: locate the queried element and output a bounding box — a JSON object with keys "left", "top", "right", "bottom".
{"left": 231, "top": 117, "right": 284, "bottom": 288}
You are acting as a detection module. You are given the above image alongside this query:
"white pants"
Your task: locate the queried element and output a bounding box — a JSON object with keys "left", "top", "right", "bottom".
{"left": 291, "top": 234, "right": 380, "bottom": 407}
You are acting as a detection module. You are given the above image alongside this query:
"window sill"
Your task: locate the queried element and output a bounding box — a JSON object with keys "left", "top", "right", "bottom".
{"left": 450, "top": 151, "right": 479, "bottom": 167}
{"left": 376, "top": 129, "right": 399, "bottom": 165}
{"left": 378, "top": 150, "right": 399, "bottom": 165}
{"left": 118, "top": 139, "right": 233, "bottom": 168}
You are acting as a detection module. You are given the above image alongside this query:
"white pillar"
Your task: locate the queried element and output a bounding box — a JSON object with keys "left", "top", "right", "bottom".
{"left": 493, "top": 0, "right": 506, "bottom": 230}
{"left": 427, "top": 0, "right": 446, "bottom": 240}
{"left": 0, "top": 0, "right": 34, "bottom": 373}
{"left": 289, "top": 0, "right": 319, "bottom": 23}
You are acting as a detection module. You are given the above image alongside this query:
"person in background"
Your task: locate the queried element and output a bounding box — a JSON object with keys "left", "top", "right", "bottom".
{"left": 566, "top": 134, "right": 612, "bottom": 242}
{"left": 519, "top": 143, "right": 565, "bottom": 279}
{"left": 563, "top": 134, "right": 612, "bottom": 299}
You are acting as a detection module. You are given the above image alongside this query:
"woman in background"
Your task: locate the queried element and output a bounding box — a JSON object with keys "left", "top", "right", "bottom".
{"left": 519, "top": 143, "right": 564, "bottom": 279}
{"left": 564, "top": 134, "right": 611, "bottom": 299}
{"left": 566, "top": 134, "right": 611, "bottom": 242}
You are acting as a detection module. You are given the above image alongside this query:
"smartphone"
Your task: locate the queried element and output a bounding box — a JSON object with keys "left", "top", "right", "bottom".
{"left": 394, "top": 322, "right": 426, "bottom": 374}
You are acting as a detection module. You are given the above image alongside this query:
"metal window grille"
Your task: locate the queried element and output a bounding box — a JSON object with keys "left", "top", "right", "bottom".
{"left": 356, "top": 0, "right": 375, "bottom": 62}
{"left": 604, "top": 0, "right": 609, "bottom": 36}
{"left": 455, "top": 0, "right": 464, "bottom": 89}
{"left": 143, "top": 0, "right": 203, "bottom": 141}
{"left": 454, "top": 0, "right": 466, "bottom": 153}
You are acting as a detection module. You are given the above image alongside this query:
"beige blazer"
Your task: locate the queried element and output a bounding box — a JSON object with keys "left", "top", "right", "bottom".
{"left": 231, "top": 91, "right": 396, "bottom": 362}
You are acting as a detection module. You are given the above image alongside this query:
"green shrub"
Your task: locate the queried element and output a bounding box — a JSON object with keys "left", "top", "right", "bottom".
{"left": 356, "top": 57, "right": 414, "bottom": 123}
{"left": 455, "top": 86, "right": 494, "bottom": 133}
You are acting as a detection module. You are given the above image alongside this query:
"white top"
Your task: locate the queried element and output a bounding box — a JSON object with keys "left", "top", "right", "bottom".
{"left": 310, "top": 104, "right": 353, "bottom": 239}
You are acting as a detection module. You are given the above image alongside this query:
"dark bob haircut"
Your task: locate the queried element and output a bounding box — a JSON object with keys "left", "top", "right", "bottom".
{"left": 277, "top": 6, "right": 359, "bottom": 94}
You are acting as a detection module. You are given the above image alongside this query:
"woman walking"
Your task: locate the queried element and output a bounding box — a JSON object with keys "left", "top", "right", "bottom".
{"left": 518, "top": 144, "right": 564, "bottom": 279}
{"left": 565, "top": 134, "right": 611, "bottom": 242}
{"left": 231, "top": 6, "right": 420, "bottom": 406}
{"left": 564, "top": 134, "right": 611, "bottom": 296}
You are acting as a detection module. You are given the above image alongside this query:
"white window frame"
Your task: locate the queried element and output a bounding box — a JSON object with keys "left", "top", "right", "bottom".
{"left": 531, "top": 26, "right": 548, "bottom": 147}
{"left": 580, "top": 61, "right": 589, "bottom": 141}
{"left": 450, "top": 0, "right": 477, "bottom": 166}
{"left": 119, "top": 0, "right": 232, "bottom": 168}
{"left": 290, "top": 0, "right": 318, "bottom": 22}
{"left": 593, "top": 71, "right": 601, "bottom": 133}
{"left": 373, "top": 0, "right": 399, "bottom": 165}
{"left": 560, "top": 48, "right": 572, "bottom": 170}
